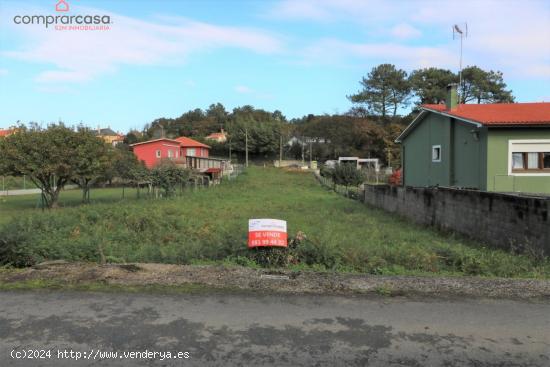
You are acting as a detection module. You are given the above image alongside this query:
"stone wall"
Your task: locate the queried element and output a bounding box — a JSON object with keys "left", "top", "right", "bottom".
{"left": 363, "top": 185, "right": 550, "bottom": 256}
{"left": 273, "top": 160, "right": 306, "bottom": 168}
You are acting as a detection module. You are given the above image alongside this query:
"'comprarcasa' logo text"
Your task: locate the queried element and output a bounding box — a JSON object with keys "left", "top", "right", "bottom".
{"left": 13, "top": 0, "right": 111, "bottom": 31}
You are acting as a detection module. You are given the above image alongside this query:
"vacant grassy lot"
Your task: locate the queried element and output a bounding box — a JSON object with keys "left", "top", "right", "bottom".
{"left": 1, "top": 167, "right": 548, "bottom": 277}
{"left": 0, "top": 187, "right": 138, "bottom": 226}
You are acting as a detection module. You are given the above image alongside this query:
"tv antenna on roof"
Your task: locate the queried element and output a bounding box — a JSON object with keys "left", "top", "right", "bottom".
{"left": 453, "top": 23, "right": 468, "bottom": 102}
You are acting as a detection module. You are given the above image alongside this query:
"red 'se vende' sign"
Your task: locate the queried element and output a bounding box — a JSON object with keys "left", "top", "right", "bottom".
{"left": 248, "top": 219, "right": 287, "bottom": 248}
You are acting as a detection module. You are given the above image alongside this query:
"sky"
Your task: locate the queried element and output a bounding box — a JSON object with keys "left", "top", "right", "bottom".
{"left": 0, "top": 0, "right": 549, "bottom": 133}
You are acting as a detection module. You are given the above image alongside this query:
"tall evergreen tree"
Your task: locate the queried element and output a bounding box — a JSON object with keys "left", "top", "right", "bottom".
{"left": 460, "top": 66, "right": 514, "bottom": 104}
{"left": 348, "top": 64, "right": 411, "bottom": 119}
{"left": 409, "top": 67, "right": 457, "bottom": 104}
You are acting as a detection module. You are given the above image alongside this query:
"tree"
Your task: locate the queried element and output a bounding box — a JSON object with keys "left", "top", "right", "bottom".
{"left": 150, "top": 161, "right": 191, "bottom": 197}
{"left": 0, "top": 124, "right": 79, "bottom": 208}
{"left": 460, "top": 66, "right": 514, "bottom": 104}
{"left": 349, "top": 64, "right": 411, "bottom": 119}
{"left": 409, "top": 67, "right": 457, "bottom": 104}
{"left": 71, "top": 128, "right": 113, "bottom": 203}
{"left": 206, "top": 103, "right": 229, "bottom": 126}
{"left": 226, "top": 106, "right": 283, "bottom": 157}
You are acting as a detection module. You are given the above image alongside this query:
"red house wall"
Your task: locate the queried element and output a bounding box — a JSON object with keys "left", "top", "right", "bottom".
{"left": 132, "top": 141, "right": 181, "bottom": 168}
{"left": 181, "top": 147, "right": 209, "bottom": 158}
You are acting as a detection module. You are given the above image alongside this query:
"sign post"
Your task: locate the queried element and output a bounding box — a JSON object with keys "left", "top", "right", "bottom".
{"left": 248, "top": 219, "right": 287, "bottom": 248}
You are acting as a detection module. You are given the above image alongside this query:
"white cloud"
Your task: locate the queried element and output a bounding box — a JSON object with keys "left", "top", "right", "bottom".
{"left": 1, "top": 5, "right": 284, "bottom": 83}
{"left": 390, "top": 23, "right": 421, "bottom": 39}
{"left": 235, "top": 85, "right": 253, "bottom": 94}
{"left": 270, "top": 0, "right": 550, "bottom": 79}
{"left": 268, "top": 1, "right": 333, "bottom": 21}
{"left": 302, "top": 38, "right": 456, "bottom": 70}
{"left": 234, "top": 85, "right": 273, "bottom": 99}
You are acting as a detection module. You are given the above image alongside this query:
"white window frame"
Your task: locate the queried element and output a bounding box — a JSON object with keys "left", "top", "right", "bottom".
{"left": 508, "top": 139, "right": 550, "bottom": 176}
{"left": 167, "top": 150, "right": 173, "bottom": 159}
{"left": 432, "top": 145, "right": 442, "bottom": 163}
{"left": 187, "top": 148, "right": 196, "bottom": 157}
{"left": 155, "top": 149, "right": 161, "bottom": 158}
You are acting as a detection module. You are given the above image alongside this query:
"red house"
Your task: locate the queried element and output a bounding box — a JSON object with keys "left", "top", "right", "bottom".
{"left": 174, "top": 137, "right": 210, "bottom": 158}
{"left": 130, "top": 137, "right": 211, "bottom": 168}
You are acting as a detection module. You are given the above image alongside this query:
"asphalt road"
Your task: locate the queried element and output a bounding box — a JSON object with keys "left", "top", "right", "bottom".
{"left": 0, "top": 291, "right": 548, "bottom": 366}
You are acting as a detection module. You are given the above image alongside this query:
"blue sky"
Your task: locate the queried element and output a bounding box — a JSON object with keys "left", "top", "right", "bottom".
{"left": 0, "top": 0, "right": 549, "bottom": 133}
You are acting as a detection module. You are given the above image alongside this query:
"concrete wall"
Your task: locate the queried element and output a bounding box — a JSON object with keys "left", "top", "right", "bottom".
{"left": 274, "top": 160, "right": 306, "bottom": 168}
{"left": 363, "top": 184, "right": 550, "bottom": 256}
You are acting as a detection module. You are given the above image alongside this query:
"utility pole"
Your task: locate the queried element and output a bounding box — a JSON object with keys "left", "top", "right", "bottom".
{"left": 279, "top": 133, "right": 283, "bottom": 167}
{"left": 245, "top": 126, "right": 249, "bottom": 168}
{"left": 309, "top": 140, "right": 312, "bottom": 168}
{"left": 301, "top": 137, "right": 305, "bottom": 164}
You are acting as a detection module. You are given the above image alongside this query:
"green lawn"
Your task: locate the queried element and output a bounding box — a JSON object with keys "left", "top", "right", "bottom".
{"left": 1, "top": 167, "right": 548, "bottom": 278}
{"left": 0, "top": 187, "right": 139, "bottom": 226}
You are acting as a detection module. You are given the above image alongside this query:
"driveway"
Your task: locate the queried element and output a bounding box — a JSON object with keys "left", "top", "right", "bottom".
{"left": 0, "top": 290, "right": 548, "bottom": 366}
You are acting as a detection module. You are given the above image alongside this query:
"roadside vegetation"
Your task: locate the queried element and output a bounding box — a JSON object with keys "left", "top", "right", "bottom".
{"left": 1, "top": 167, "right": 548, "bottom": 278}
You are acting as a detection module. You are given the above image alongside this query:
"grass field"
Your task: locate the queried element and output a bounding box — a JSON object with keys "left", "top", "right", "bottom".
{"left": 0, "top": 187, "right": 139, "bottom": 226}
{"left": 1, "top": 167, "right": 548, "bottom": 277}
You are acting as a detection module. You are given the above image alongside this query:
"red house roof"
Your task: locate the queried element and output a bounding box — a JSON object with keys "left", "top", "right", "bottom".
{"left": 421, "top": 102, "right": 550, "bottom": 126}
{"left": 129, "top": 138, "right": 181, "bottom": 147}
{"left": 206, "top": 132, "right": 226, "bottom": 139}
{"left": 174, "top": 136, "right": 210, "bottom": 148}
{"left": 0, "top": 128, "right": 16, "bottom": 137}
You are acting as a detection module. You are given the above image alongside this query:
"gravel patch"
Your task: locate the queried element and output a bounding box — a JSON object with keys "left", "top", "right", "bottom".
{"left": 1, "top": 263, "right": 549, "bottom": 300}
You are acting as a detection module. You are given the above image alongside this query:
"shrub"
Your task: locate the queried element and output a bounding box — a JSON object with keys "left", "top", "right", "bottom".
{"left": 0, "top": 223, "right": 36, "bottom": 267}
{"left": 388, "top": 169, "right": 402, "bottom": 186}
{"left": 332, "top": 163, "right": 364, "bottom": 188}
{"left": 150, "top": 162, "right": 191, "bottom": 197}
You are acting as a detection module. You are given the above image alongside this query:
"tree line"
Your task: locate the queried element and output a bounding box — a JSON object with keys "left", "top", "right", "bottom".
{"left": 0, "top": 63, "right": 515, "bottom": 200}
{"left": 128, "top": 63, "right": 513, "bottom": 167}
{"left": 0, "top": 124, "right": 194, "bottom": 208}
{"left": 348, "top": 64, "right": 514, "bottom": 119}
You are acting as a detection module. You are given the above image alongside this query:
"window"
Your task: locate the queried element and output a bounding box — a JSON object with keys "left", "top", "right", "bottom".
{"left": 168, "top": 150, "right": 173, "bottom": 159}
{"left": 511, "top": 152, "right": 550, "bottom": 172}
{"left": 155, "top": 150, "right": 161, "bottom": 158}
{"left": 432, "top": 145, "right": 441, "bottom": 162}
{"left": 187, "top": 148, "right": 196, "bottom": 157}
{"left": 509, "top": 140, "right": 550, "bottom": 175}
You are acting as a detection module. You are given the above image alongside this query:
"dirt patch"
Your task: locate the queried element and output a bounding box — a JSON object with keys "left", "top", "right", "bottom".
{"left": 1, "top": 263, "right": 549, "bottom": 300}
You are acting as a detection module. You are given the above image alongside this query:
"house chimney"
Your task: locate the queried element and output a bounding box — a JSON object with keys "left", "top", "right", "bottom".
{"left": 446, "top": 83, "right": 458, "bottom": 110}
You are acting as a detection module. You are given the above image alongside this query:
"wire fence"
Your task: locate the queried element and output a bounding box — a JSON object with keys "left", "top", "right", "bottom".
{"left": 1, "top": 176, "right": 37, "bottom": 191}
{"left": 226, "top": 163, "right": 245, "bottom": 181}
{"left": 315, "top": 173, "right": 363, "bottom": 200}
{"left": 362, "top": 169, "right": 392, "bottom": 185}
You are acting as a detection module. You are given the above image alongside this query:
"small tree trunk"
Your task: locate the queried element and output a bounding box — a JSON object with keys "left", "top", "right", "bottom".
{"left": 82, "top": 187, "right": 88, "bottom": 203}
{"left": 50, "top": 193, "right": 60, "bottom": 208}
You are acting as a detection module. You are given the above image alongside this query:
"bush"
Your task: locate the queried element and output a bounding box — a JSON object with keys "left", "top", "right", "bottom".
{"left": 150, "top": 161, "right": 191, "bottom": 197}
{"left": 389, "top": 169, "right": 402, "bottom": 186}
{"left": 332, "top": 163, "right": 364, "bottom": 188}
{"left": 0, "top": 223, "right": 36, "bottom": 267}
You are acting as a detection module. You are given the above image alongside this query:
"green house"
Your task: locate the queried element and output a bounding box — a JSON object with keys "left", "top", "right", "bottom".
{"left": 396, "top": 85, "right": 550, "bottom": 194}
